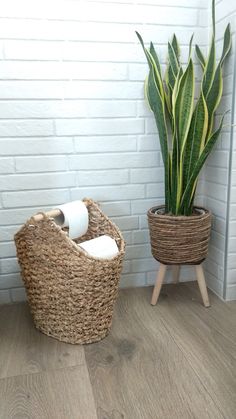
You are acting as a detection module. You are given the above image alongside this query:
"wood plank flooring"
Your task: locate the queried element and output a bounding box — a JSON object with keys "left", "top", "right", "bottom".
{"left": 0, "top": 283, "right": 235, "bottom": 419}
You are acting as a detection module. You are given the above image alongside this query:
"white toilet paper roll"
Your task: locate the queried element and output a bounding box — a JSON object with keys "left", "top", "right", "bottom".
{"left": 56, "top": 200, "right": 89, "bottom": 239}
{"left": 78, "top": 235, "right": 119, "bottom": 259}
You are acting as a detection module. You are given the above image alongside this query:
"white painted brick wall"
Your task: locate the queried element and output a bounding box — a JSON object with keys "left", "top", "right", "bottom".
{"left": 0, "top": 0, "right": 222, "bottom": 304}
{"left": 201, "top": 0, "right": 236, "bottom": 300}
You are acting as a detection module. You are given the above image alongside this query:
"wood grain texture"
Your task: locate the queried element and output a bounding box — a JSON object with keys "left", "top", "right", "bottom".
{"left": 0, "top": 303, "right": 85, "bottom": 379}
{"left": 0, "top": 366, "right": 97, "bottom": 419}
{"left": 85, "top": 288, "right": 226, "bottom": 419}
{"left": 154, "top": 284, "right": 236, "bottom": 418}
{"left": 0, "top": 285, "right": 236, "bottom": 419}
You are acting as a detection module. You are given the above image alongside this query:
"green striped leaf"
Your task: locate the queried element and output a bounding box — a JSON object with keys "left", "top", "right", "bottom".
{"left": 205, "top": 63, "right": 223, "bottom": 138}
{"left": 180, "top": 113, "right": 226, "bottom": 213}
{"left": 136, "top": 31, "right": 164, "bottom": 98}
{"left": 171, "top": 34, "right": 180, "bottom": 60}
{"left": 150, "top": 42, "right": 162, "bottom": 76}
{"left": 188, "top": 34, "right": 194, "bottom": 60}
{"left": 147, "top": 68, "right": 171, "bottom": 210}
{"left": 202, "top": 36, "right": 216, "bottom": 96}
{"left": 168, "top": 42, "right": 179, "bottom": 77}
{"left": 195, "top": 45, "right": 206, "bottom": 70}
{"left": 174, "top": 59, "right": 195, "bottom": 155}
{"left": 220, "top": 23, "right": 231, "bottom": 65}
{"left": 182, "top": 92, "right": 208, "bottom": 196}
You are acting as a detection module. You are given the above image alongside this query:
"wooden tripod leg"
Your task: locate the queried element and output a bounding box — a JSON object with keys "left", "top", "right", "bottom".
{"left": 151, "top": 264, "right": 167, "bottom": 306}
{"left": 195, "top": 264, "right": 210, "bottom": 308}
{"left": 172, "top": 265, "right": 180, "bottom": 283}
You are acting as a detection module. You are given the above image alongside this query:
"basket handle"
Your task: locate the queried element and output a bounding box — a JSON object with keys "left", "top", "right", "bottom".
{"left": 32, "top": 209, "right": 62, "bottom": 222}
{"left": 32, "top": 199, "right": 92, "bottom": 222}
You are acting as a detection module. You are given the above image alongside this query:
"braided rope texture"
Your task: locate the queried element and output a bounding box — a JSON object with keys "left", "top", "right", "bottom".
{"left": 14, "top": 199, "right": 125, "bottom": 344}
{"left": 147, "top": 206, "right": 212, "bottom": 265}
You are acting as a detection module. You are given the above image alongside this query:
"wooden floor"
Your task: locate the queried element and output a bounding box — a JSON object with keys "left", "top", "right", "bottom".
{"left": 0, "top": 283, "right": 236, "bottom": 419}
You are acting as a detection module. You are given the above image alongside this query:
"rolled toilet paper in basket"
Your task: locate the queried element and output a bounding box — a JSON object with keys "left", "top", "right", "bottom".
{"left": 56, "top": 200, "right": 89, "bottom": 239}
{"left": 78, "top": 235, "right": 119, "bottom": 260}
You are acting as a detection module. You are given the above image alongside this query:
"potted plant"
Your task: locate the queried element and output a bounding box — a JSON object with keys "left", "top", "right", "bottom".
{"left": 136, "top": 0, "right": 231, "bottom": 305}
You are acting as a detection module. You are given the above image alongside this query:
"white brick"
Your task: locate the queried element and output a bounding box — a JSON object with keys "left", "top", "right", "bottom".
{"left": 131, "top": 199, "right": 162, "bottom": 215}
{"left": 111, "top": 216, "right": 139, "bottom": 231}
{"left": 99, "top": 201, "right": 131, "bottom": 217}
{"left": 120, "top": 273, "right": 146, "bottom": 288}
{"left": 132, "top": 230, "right": 149, "bottom": 244}
{"left": 122, "top": 261, "right": 131, "bottom": 275}
{"left": 69, "top": 152, "right": 158, "bottom": 170}
{"left": 204, "top": 182, "right": 227, "bottom": 202}
{"left": 122, "top": 231, "right": 132, "bottom": 245}
{"left": 63, "top": 81, "right": 143, "bottom": 100}
{"left": 205, "top": 166, "right": 228, "bottom": 185}
{"left": 130, "top": 168, "right": 164, "bottom": 183}
{"left": 0, "top": 273, "right": 23, "bottom": 289}
{"left": 10, "top": 287, "right": 27, "bottom": 302}
{"left": 131, "top": 258, "right": 158, "bottom": 273}
{"left": 145, "top": 118, "right": 157, "bottom": 134}
{"left": 0, "top": 81, "right": 64, "bottom": 99}
{"left": 0, "top": 207, "right": 54, "bottom": 225}
{"left": 207, "top": 151, "right": 229, "bottom": 168}
{"left": 225, "top": 284, "right": 236, "bottom": 301}
{"left": 0, "top": 290, "right": 11, "bottom": 305}
{"left": 15, "top": 156, "right": 68, "bottom": 173}
{"left": 0, "top": 61, "right": 127, "bottom": 81}
{"left": 77, "top": 170, "right": 129, "bottom": 186}
{"left": 126, "top": 244, "right": 151, "bottom": 259}
{"left": 146, "top": 183, "right": 165, "bottom": 198}
{"left": 0, "top": 226, "right": 20, "bottom": 242}
{"left": 0, "top": 120, "right": 54, "bottom": 137}
{"left": 226, "top": 269, "right": 236, "bottom": 284}
{"left": 139, "top": 215, "right": 148, "bottom": 229}
{"left": 0, "top": 158, "right": 14, "bottom": 173}
{"left": 56, "top": 118, "right": 144, "bottom": 136}
{"left": 74, "top": 136, "right": 137, "bottom": 153}
{"left": 0, "top": 173, "right": 76, "bottom": 191}
{"left": 0, "top": 258, "right": 19, "bottom": 274}
{"left": 0, "top": 1, "right": 198, "bottom": 25}
{"left": 0, "top": 242, "right": 16, "bottom": 258}
{"left": 3, "top": 189, "right": 70, "bottom": 208}
{"left": 205, "top": 196, "right": 227, "bottom": 218}
{"left": 71, "top": 185, "right": 145, "bottom": 201}
{"left": 0, "top": 137, "right": 74, "bottom": 156}
{"left": 137, "top": 135, "right": 160, "bottom": 151}
{"left": 0, "top": 100, "right": 135, "bottom": 119}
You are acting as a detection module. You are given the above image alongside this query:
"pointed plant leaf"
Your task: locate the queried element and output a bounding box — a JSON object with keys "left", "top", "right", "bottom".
{"left": 212, "top": 0, "right": 216, "bottom": 37}
{"left": 172, "top": 34, "right": 180, "bottom": 59}
{"left": 188, "top": 34, "right": 194, "bottom": 60}
{"left": 202, "top": 35, "right": 216, "bottom": 96}
{"left": 182, "top": 92, "right": 208, "bottom": 193}
{"left": 150, "top": 42, "right": 162, "bottom": 76}
{"left": 180, "top": 113, "right": 226, "bottom": 212}
{"left": 168, "top": 42, "right": 179, "bottom": 77}
{"left": 147, "top": 68, "right": 171, "bottom": 210}
{"left": 205, "top": 63, "right": 223, "bottom": 138}
{"left": 220, "top": 23, "right": 232, "bottom": 65}
{"left": 195, "top": 45, "right": 206, "bottom": 70}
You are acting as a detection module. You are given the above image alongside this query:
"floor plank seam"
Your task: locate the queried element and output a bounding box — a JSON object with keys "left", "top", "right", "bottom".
{"left": 157, "top": 310, "right": 227, "bottom": 419}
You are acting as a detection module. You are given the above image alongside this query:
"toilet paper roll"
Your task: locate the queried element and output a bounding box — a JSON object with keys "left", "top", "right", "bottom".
{"left": 78, "top": 235, "right": 119, "bottom": 260}
{"left": 56, "top": 200, "right": 89, "bottom": 239}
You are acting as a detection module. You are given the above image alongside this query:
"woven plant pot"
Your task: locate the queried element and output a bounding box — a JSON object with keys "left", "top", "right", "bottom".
{"left": 15, "top": 199, "right": 125, "bottom": 345}
{"left": 147, "top": 205, "right": 212, "bottom": 265}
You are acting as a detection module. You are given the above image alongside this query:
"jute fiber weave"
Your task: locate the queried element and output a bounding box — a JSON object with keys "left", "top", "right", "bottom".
{"left": 147, "top": 206, "right": 212, "bottom": 265}
{"left": 14, "top": 199, "right": 125, "bottom": 344}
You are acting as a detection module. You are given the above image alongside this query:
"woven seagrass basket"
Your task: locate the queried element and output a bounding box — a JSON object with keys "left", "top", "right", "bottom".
{"left": 14, "top": 199, "right": 125, "bottom": 344}
{"left": 147, "top": 205, "right": 212, "bottom": 265}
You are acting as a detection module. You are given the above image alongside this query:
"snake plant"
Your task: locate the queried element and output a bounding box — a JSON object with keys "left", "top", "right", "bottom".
{"left": 136, "top": 0, "right": 231, "bottom": 215}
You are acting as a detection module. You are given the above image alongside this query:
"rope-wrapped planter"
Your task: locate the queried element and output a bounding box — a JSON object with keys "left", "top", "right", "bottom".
{"left": 147, "top": 206, "right": 212, "bottom": 265}
{"left": 14, "top": 199, "right": 125, "bottom": 344}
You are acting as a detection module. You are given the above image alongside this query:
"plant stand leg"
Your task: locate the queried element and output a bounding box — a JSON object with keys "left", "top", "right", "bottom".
{"left": 172, "top": 265, "right": 180, "bottom": 283}
{"left": 151, "top": 263, "right": 167, "bottom": 306}
{"left": 195, "top": 264, "right": 210, "bottom": 308}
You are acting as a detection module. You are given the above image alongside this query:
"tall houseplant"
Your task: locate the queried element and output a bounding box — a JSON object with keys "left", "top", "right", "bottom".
{"left": 136, "top": 0, "right": 232, "bottom": 305}
{"left": 136, "top": 0, "right": 231, "bottom": 216}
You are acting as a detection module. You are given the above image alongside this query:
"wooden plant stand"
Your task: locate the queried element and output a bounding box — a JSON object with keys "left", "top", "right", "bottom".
{"left": 151, "top": 264, "right": 210, "bottom": 307}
